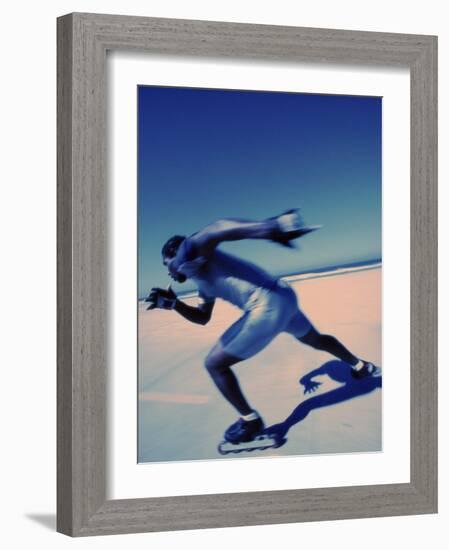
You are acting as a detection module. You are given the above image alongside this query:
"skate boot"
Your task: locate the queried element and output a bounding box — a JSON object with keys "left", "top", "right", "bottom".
{"left": 218, "top": 416, "right": 287, "bottom": 455}
{"left": 351, "top": 361, "right": 382, "bottom": 380}
{"left": 224, "top": 416, "right": 265, "bottom": 444}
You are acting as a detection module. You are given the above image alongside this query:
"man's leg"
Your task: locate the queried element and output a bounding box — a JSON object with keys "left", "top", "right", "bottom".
{"left": 286, "top": 308, "right": 381, "bottom": 378}
{"left": 204, "top": 343, "right": 253, "bottom": 416}
{"left": 206, "top": 303, "right": 283, "bottom": 415}
{"left": 205, "top": 343, "right": 269, "bottom": 443}
{"left": 298, "top": 326, "right": 359, "bottom": 366}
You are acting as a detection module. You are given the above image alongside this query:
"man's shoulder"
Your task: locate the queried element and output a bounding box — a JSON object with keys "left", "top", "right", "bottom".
{"left": 174, "top": 237, "right": 209, "bottom": 279}
{"left": 175, "top": 237, "right": 199, "bottom": 262}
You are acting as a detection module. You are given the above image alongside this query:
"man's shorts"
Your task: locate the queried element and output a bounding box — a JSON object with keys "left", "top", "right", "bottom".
{"left": 219, "top": 280, "right": 312, "bottom": 359}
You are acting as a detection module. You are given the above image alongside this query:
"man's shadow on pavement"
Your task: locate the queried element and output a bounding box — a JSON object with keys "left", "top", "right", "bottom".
{"left": 267, "top": 360, "right": 382, "bottom": 442}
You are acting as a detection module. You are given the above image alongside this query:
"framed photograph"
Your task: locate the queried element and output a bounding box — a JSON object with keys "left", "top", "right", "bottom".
{"left": 57, "top": 13, "right": 437, "bottom": 536}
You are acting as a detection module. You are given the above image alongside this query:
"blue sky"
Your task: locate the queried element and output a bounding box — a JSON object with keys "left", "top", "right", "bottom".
{"left": 138, "top": 86, "right": 381, "bottom": 297}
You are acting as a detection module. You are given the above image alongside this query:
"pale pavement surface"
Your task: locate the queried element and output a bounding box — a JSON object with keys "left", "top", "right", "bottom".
{"left": 138, "top": 267, "right": 382, "bottom": 462}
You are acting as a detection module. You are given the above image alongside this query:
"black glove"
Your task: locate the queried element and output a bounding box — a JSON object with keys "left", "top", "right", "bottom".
{"left": 145, "top": 285, "right": 177, "bottom": 310}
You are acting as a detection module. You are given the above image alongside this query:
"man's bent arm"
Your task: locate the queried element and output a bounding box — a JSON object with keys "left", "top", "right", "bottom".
{"left": 174, "top": 299, "right": 214, "bottom": 325}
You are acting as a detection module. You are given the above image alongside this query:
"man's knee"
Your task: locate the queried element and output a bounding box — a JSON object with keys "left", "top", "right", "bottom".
{"left": 205, "top": 347, "right": 240, "bottom": 374}
{"left": 205, "top": 350, "right": 223, "bottom": 374}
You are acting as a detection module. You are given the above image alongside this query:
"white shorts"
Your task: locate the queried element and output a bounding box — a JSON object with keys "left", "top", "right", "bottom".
{"left": 219, "top": 280, "right": 312, "bottom": 360}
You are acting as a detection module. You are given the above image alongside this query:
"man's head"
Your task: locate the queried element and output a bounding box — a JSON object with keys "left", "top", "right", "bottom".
{"left": 161, "top": 235, "right": 187, "bottom": 283}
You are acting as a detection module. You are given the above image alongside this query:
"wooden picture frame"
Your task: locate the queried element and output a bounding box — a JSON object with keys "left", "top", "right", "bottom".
{"left": 57, "top": 12, "right": 437, "bottom": 536}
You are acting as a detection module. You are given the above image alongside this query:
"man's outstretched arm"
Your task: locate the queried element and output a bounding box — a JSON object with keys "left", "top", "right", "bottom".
{"left": 191, "top": 209, "right": 316, "bottom": 254}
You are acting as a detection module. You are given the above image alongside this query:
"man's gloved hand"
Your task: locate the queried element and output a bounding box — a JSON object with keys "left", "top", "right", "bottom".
{"left": 268, "top": 208, "right": 320, "bottom": 248}
{"left": 145, "top": 285, "right": 177, "bottom": 310}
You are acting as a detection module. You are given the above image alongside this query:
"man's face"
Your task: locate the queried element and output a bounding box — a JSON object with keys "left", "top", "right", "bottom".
{"left": 163, "top": 255, "right": 187, "bottom": 283}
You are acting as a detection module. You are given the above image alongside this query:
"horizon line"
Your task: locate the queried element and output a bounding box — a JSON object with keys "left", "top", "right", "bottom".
{"left": 138, "top": 258, "right": 382, "bottom": 301}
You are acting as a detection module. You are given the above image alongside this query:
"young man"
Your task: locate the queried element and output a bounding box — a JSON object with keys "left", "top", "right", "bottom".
{"left": 145, "top": 210, "right": 381, "bottom": 445}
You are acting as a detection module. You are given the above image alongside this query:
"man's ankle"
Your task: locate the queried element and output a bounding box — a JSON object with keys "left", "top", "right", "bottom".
{"left": 351, "top": 359, "right": 364, "bottom": 371}
{"left": 241, "top": 411, "right": 259, "bottom": 421}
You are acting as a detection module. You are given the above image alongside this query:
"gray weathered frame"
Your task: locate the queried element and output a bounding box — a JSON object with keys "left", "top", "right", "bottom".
{"left": 57, "top": 12, "right": 438, "bottom": 537}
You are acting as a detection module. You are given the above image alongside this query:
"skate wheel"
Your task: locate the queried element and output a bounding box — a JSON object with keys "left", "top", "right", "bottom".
{"left": 217, "top": 442, "right": 227, "bottom": 455}
{"left": 273, "top": 436, "right": 287, "bottom": 449}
